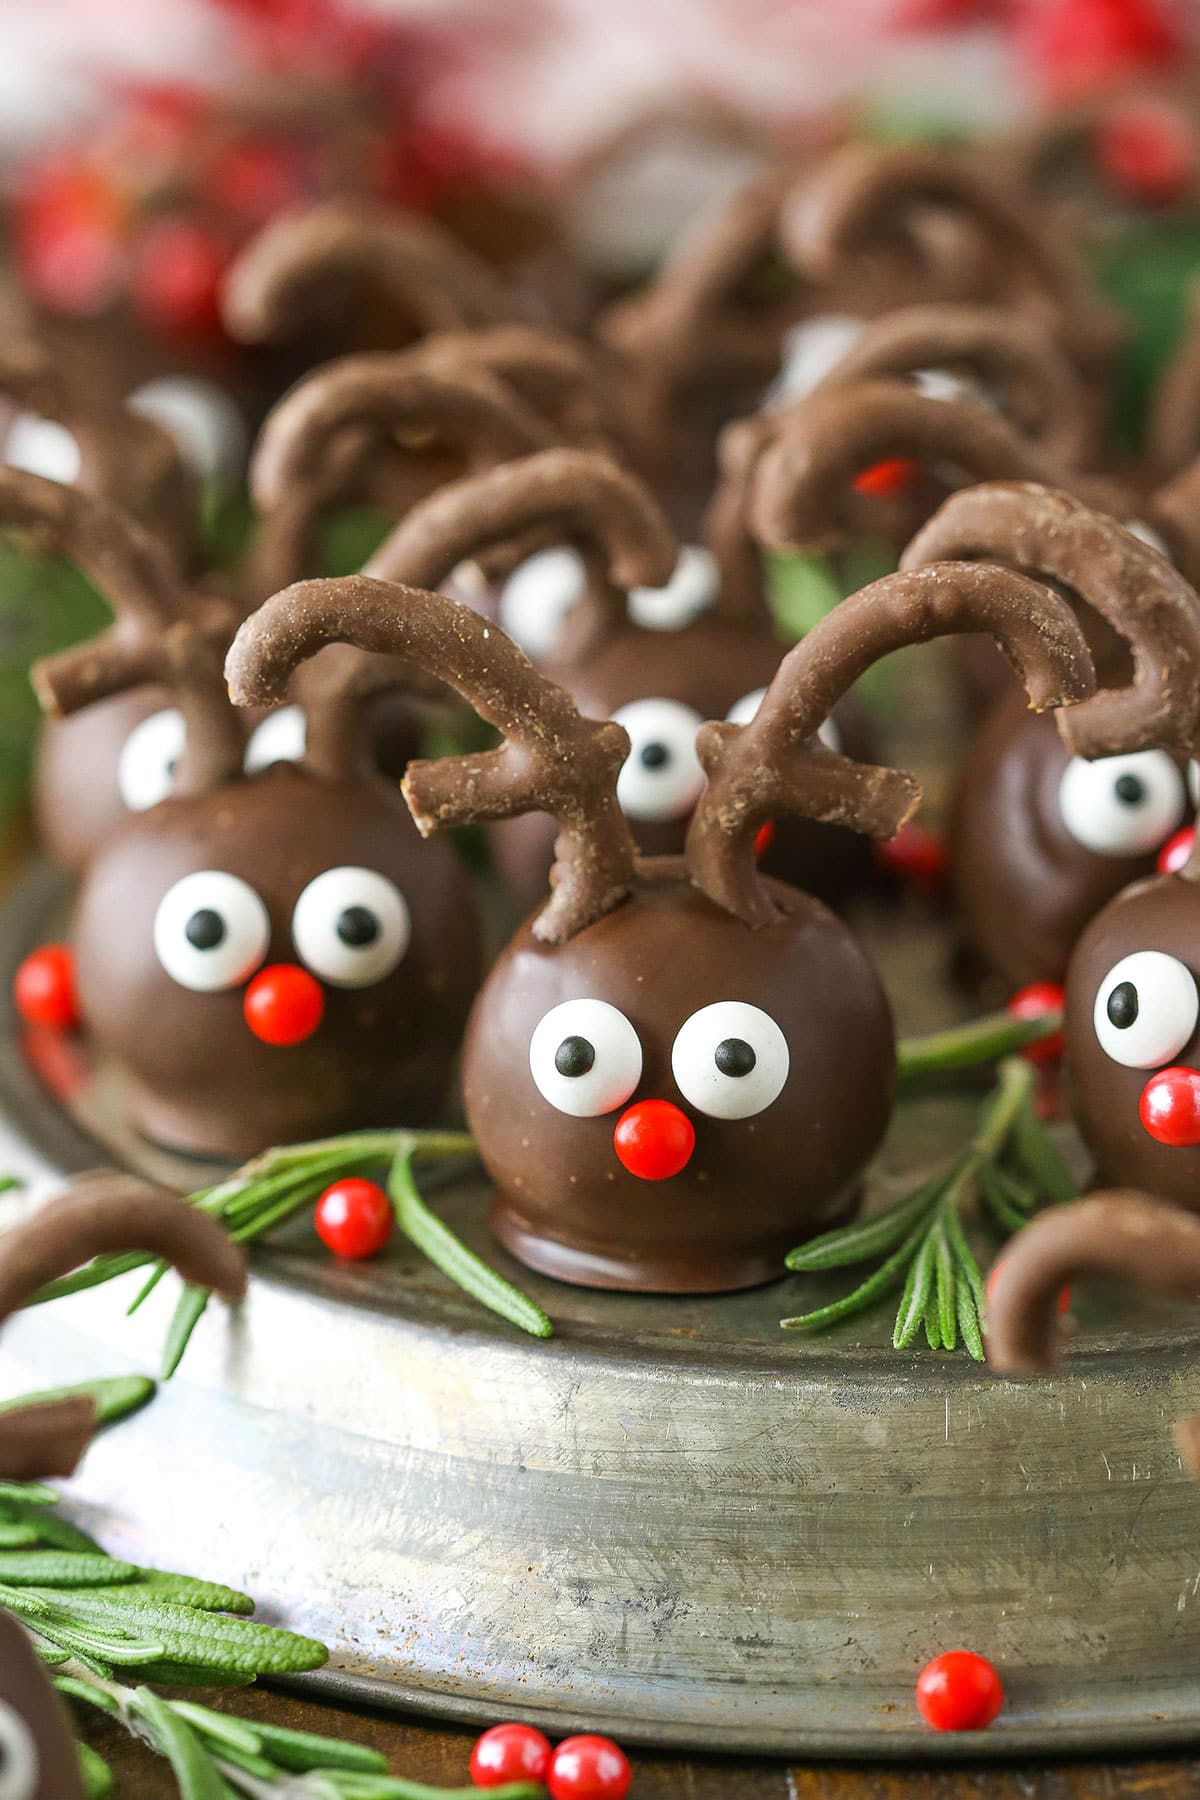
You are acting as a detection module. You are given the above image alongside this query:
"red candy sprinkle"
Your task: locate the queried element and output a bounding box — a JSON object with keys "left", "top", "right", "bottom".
{"left": 852, "top": 456, "right": 918, "bottom": 499}
{"left": 613, "top": 1099, "right": 695, "bottom": 1181}
{"left": 1005, "top": 981, "right": 1065, "bottom": 1065}
{"left": 915, "top": 1650, "right": 1004, "bottom": 1732}
{"left": 547, "top": 1735, "right": 632, "bottom": 1800}
{"left": 315, "top": 1179, "right": 393, "bottom": 1261}
{"left": 1159, "top": 825, "right": 1195, "bottom": 875}
{"left": 13, "top": 945, "right": 80, "bottom": 1032}
{"left": 469, "top": 1722, "right": 553, "bottom": 1788}
{"left": 243, "top": 965, "right": 325, "bottom": 1046}
{"left": 1139, "top": 1065, "right": 1200, "bottom": 1146}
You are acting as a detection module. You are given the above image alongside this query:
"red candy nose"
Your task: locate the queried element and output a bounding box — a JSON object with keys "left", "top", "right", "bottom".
{"left": 1140, "top": 1066, "right": 1200, "bottom": 1146}
{"left": 243, "top": 964, "right": 325, "bottom": 1046}
{"left": 1159, "top": 825, "right": 1195, "bottom": 875}
{"left": 613, "top": 1099, "right": 695, "bottom": 1180}
{"left": 852, "top": 456, "right": 918, "bottom": 499}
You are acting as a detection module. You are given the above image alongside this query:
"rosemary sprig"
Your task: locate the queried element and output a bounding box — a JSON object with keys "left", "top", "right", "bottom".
{"left": 782, "top": 1058, "right": 1077, "bottom": 1357}
{"left": 19, "top": 1128, "right": 553, "bottom": 1376}
{"left": 895, "top": 1005, "right": 1063, "bottom": 1087}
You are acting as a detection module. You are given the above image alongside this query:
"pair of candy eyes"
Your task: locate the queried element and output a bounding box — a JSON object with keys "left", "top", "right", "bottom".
{"left": 154, "top": 867, "right": 409, "bottom": 994}
{"left": 5, "top": 377, "right": 245, "bottom": 487}
{"left": 529, "top": 997, "right": 790, "bottom": 1122}
{"left": 498, "top": 542, "right": 720, "bottom": 662}
{"left": 0, "top": 1700, "right": 37, "bottom": 1800}
{"left": 1094, "top": 951, "right": 1200, "bottom": 1070}
{"left": 119, "top": 706, "right": 306, "bottom": 811}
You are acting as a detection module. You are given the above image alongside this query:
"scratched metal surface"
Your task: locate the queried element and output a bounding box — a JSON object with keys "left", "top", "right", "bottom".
{"left": 3, "top": 859, "right": 1200, "bottom": 1758}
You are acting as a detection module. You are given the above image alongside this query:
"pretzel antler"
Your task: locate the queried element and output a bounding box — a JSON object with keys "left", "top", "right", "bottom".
{"left": 226, "top": 575, "right": 637, "bottom": 942}
{"left": 0, "top": 1176, "right": 245, "bottom": 1481}
{"left": 784, "top": 142, "right": 1122, "bottom": 371}
{"left": 3, "top": 471, "right": 243, "bottom": 792}
{"left": 807, "top": 302, "right": 1098, "bottom": 468}
{"left": 685, "top": 561, "right": 1095, "bottom": 927}
{"left": 221, "top": 198, "right": 529, "bottom": 347}
{"left": 417, "top": 325, "right": 630, "bottom": 452}
{"left": 739, "top": 380, "right": 1124, "bottom": 555}
{"left": 901, "top": 482, "right": 1200, "bottom": 762}
{"left": 986, "top": 1190, "right": 1200, "bottom": 1477}
{"left": 248, "top": 352, "right": 558, "bottom": 593}
{"left": 364, "top": 448, "right": 677, "bottom": 657}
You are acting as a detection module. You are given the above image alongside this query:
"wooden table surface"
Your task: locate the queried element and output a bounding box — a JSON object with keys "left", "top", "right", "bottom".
{"left": 77, "top": 1686, "right": 1200, "bottom": 1796}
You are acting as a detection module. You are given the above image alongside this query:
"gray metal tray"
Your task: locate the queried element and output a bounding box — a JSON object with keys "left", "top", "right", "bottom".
{"left": 3, "top": 859, "right": 1200, "bottom": 1760}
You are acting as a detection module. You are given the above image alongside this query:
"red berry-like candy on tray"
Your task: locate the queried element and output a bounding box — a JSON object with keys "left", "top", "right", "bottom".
{"left": 916, "top": 1650, "right": 1004, "bottom": 1731}
{"left": 470, "top": 1721, "right": 553, "bottom": 1786}
{"left": 547, "top": 1734, "right": 632, "bottom": 1800}
{"left": 315, "top": 1180, "right": 393, "bottom": 1261}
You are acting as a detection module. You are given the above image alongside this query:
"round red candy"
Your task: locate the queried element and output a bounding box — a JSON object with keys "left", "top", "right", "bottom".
{"left": 613, "top": 1099, "right": 695, "bottom": 1181}
{"left": 469, "top": 1722, "right": 552, "bottom": 1787}
{"left": 243, "top": 964, "right": 325, "bottom": 1046}
{"left": 14, "top": 945, "right": 80, "bottom": 1032}
{"left": 1005, "top": 981, "right": 1065, "bottom": 1065}
{"left": 915, "top": 1650, "right": 1003, "bottom": 1732}
{"left": 1159, "top": 826, "right": 1195, "bottom": 875}
{"left": 547, "top": 1735, "right": 632, "bottom": 1800}
{"left": 1139, "top": 1066, "right": 1200, "bottom": 1147}
{"left": 314, "top": 1179, "right": 393, "bottom": 1261}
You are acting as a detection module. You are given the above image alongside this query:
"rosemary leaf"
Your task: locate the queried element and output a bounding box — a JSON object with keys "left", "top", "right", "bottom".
{"left": 246, "top": 1718, "right": 389, "bottom": 1774}
{"left": 896, "top": 1007, "right": 1063, "bottom": 1086}
{"left": 978, "top": 1164, "right": 1029, "bottom": 1235}
{"left": 168, "top": 1704, "right": 264, "bottom": 1759}
{"left": 76, "top": 1739, "right": 114, "bottom": 1799}
{"left": 923, "top": 1281, "right": 943, "bottom": 1350}
{"left": 1011, "top": 1099, "right": 1078, "bottom": 1205}
{"left": 0, "top": 1552, "right": 136, "bottom": 1587}
{"left": 943, "top": 1207, "right": 987, "bottom": 1314}
{"left": 127, "top": 1263, "right": 169, "bottom": 1316}
{"left": 784, "top": 1173, "right": 942, "bottom": 1271}
{"left": 27, "top": 1589, "right": 326, "bottom": 1676}
{"left": 781, "top": 1216, "right": 931, "bottom": 1331}
{"left": 54, "top": 1675, "right": 120, "bottom": 1715}
{"left": 956, "top": 1278, "right": 986, "bottom": 1363}
{"left": 161, "top": 1284, "right": 212, "bottom": 1381}
{"left": 131, "top": 1687, "right": 228, "bottom": 1800}
{"left": 0, "top": 1376, "right": 154, "bottom": 1431}
{"left": 388, "top": 1151, "right": 552, "bottom": 1340}
{"left": 893, "top": 1225, "right": 937, "bottom": 1349}
{"left": 0, "top": 1482, "right": 57, "bottom": 1506}
{"left": 934, "top": 1214, "right": 957, "bottom": 1351}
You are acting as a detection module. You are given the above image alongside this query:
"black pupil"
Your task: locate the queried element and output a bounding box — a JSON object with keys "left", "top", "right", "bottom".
{"left": 185, "top": 908, "right": 226, "bottom": 951}
{"left": 1114, "top": 773, "right": 1146, "bottom": 807}
{"left": 165, "top": 756, "right": 178, "bottom": 777}
{"left": 1106, "top": 981, "right": 1139, "bottom": 1030}
{"left": 715, "top": 1037, "right": 756, "bottom": 1077}
{"left": 555, "top": 1035, "right": 595, "bottom": 1078}
{"left": 337, "top": 906, "right": 380, "bottom": 948}
{"left": 640, "top": 741, "right": 670, "bottom": 770}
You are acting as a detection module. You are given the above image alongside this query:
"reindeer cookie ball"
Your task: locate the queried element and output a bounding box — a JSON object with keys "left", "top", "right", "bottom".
{"left": 228, "top": 542, "right": 1092, "bottom": 1292}
{"left": 900, "top": 484, "right": 1200, "bottom": 990}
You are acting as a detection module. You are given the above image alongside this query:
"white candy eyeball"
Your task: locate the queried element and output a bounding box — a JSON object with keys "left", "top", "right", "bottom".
{"left": 529, "top": 998, "right": 643, "bottom": 1117}
{"left": 1058, "top": 751, "right": 1186, "bottom": 856}
{"left": 117, "top": 707, "right": 186, "bottom": 812}
{"left": 0, "top": 1701, "right": 38, "bottom": 1800}
{"left": 1125, "top": 518, "right": 1173, "bottom": 563}
{"left": 153, "top": 871, "right": 271, "bottom": 993}
{"left": 671, "top": 1000, "right": 790, "bottom": 1119}
{"left": 764, "top": 314, "right": 865, "bottom": 407}
{"left": 1094, "top": 950, "right": 1199, "bottom": 1069}
{"left": 442, "top": 558, "right": 492, "bottom": 611}
{"left": 291, "top": 866, "right": 410, "bottom": 989}
{"left": 1190, "top": 758, "right": 1199, "bottom": 806}
{"left": 244, "top": 705, "right": 307, "bottom": 774}
{"left": 611, "top": 697, "right": 706, "bottom": 822}
{"left": 627, "top": 544, "right": 719, "bottom": 631}
{"left": 498, "top": 545, "right": 586, "bottom": 661}
{"left": 912, "top": 366, "right": 969, "bottom": 404}
{"left": 725, "top": 688, "right": 841, "bottom": 751}
{"left": 4, "top": 412, "right": 81, "bottom": 485}
{"left": 127, "top": 376, "right": 247, "bottom": 483}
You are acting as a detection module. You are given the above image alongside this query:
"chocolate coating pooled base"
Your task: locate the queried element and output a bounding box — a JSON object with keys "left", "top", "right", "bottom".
{"left": 1066, "top": 874, "right": 1200, "bottom": 1209}
{"left": 951, "top": 687, "right": 1165, "bottom": 990}
{"left": 73, "top": 763, "right": 481, "bottom": 1158}
{"left": 464, "top": 863, "right": 895, "bottom": 1292}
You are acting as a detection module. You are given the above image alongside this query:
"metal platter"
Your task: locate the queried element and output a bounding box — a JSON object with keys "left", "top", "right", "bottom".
{"left": 3, "top": 857, "right": 1200, "bottom": 1760}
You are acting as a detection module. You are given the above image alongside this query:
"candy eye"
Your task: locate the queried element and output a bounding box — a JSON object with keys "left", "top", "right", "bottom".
{"left": 4, "top": 412, "right": 81, "bottom": 484}
{"left": 244, "top": 705, "right": 307, "bottom": 774}
{"left": 117, "top": 707, "right": 186, "bottom": 812}
{"left": 498, "top": 546, "right": 586, "bottom": 661}
{"left": 627, "top": 544, "right": 719, "bottom": 631}
{"left": 154, "top": 871, "right": 271, "bottom": 992}
{"left": 1058, "top": 751, "right": 1185, "bottom": 856}
{"left": 611, "top": 697, "right": 706, "bottom": 821}
{"left": 913, "top": 366, "right": 970, "bottom": 403}
{"left": 725, "top": 688, "right": 841, "bottom": 752}
{"left": 291, "top": 867, "right": 410, "bottom": 988}
{"left": 766, "top": 313, "right": 865, "bottom": 406}
{"left": 0, "top": 1700, "right": 38, "bottom": 1800}
{"left": 1125, "top": 518, "right": 1173, "bottom": 562}
{"left": 1094, "top": 950, "right": 1199, "bottom": 1069}
{"left": 671, "top": 1000, "right": 790, "bottom": 1119}
{"left": 529, "top": 998, "right": 643, "bottom": 1117}
{"left": 128, "top": 376, "right": 247, "bottom": 482}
